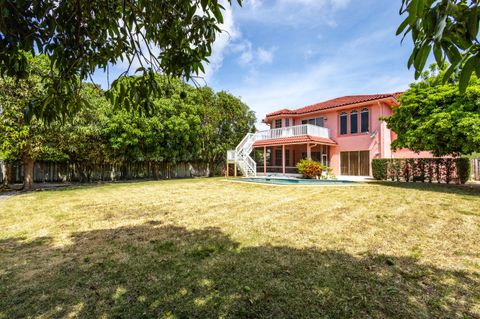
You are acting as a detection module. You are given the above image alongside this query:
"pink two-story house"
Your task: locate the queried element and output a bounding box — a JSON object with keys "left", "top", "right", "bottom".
{"left": 228, "top": 93, "right": 433, "bottom": 177}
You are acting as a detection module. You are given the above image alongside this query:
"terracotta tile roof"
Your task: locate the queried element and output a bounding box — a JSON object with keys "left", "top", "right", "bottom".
{"left": 253, "top": 135, "right": 337, "bottom": 147}
{"left": 265, "top": 93, "right": 402, "bottom": 118}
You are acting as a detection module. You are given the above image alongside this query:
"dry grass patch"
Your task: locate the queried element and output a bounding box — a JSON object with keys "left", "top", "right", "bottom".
{"left": 0, "top": 178, "right": 479, "bottom": 318}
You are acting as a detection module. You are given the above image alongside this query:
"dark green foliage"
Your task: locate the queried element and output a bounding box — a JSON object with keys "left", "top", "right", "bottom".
{"left": 403, "top": 159, "right": 414, "bottom": 182}
{"left": 455, "top": 157, "right": 472, "bottom": 184}
{"left": 372, "top": 159, "right": 389, "bottom": 180}
{"left": 413, "top": 158, "right": 426, "bottom": 182}
{"left": 426, "top": 159, "right": 435, "bottom": 183}
{"left": 384, "top": 66, "right": 480, "bottom": 156}
{"left": 373, "top": 158, "right": 470, "bottom": 184}
{"left": 435, "top": 158, "right": 443, "bottom": 183}
{"left": 389, "top": 159, "right": 402, "bottom": 182}
{"left": 398, "top": 0, "right": 480, "bottom": 92}
{"left": 1, "top": 70, "right": 255, "bottom": 184}
{"left": 0, "top": 0, "right": 242, "bottom": 119}
{"left": 445, "top": 158, "right": 454, "bottom": 184}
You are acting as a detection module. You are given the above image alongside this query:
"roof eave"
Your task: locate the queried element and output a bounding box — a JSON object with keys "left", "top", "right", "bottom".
{"left": 264, "top": 96, "right": 400, "bottom": 119}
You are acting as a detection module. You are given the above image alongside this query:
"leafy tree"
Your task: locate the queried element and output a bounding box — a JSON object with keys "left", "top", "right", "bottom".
{"left": 104, "top": 76, "right": 255, "bottom": 175}
{"left": 1, "top": 68, "right": 255, "bottom": 188}
{"left": 398, "top": 0, "right": 480, "bottom": 92}
{"left": 0, "top": 54, "right": 65, "bottom": 190}
{"left": 0, "top": 0, "right": 242, "bottom": 120}
{"left": 104, "top": 76, "right": 202, "bottom": 163}
{"left": 384, "top": 65, "right": 480, "bottom": 156}
{"left": 51, "top": 85, "right": 112, "bottom": 181}
{"left": 193, "top": 89, "right": 256, "bottom": 175}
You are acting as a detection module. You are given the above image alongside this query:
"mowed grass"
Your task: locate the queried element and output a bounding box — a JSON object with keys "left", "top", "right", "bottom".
{"left": 0, "top": 178, "right": 479, "bottom": 318}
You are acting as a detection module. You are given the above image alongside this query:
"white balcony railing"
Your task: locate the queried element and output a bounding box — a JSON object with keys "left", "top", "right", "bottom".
{"left": 255, "top": 124, "right": 330, "bottom": 141}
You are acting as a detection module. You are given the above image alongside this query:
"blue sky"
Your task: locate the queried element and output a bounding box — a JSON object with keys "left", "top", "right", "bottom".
{"left": 93, "top": 0, "right": 417, "bottom": 129}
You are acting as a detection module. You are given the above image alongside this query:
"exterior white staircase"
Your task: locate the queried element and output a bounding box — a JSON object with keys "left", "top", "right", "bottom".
{"left": 228, "top": 133, "right": 257, "bottom": 177}
{"left": 227, "top": 124, "right": 331, "bottom": 177}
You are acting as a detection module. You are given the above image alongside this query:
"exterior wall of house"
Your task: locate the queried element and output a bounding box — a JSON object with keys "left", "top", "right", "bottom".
{"left": 289, "top": 101, "right": 388, "bottom": 175}
{"left": 263, "top": 98, "right": 436, "bottom": 176}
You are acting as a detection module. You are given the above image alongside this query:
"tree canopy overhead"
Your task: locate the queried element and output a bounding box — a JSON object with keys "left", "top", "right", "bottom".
{"left": 0, "top": 0, "right": 242, "bottom": 119}
{"left": 398, "top": 0, "right": 480, "bottom": 92}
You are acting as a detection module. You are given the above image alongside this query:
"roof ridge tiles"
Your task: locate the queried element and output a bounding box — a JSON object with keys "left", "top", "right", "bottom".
{"left": 265, "top": 93, "right": 402, "bottom": 117}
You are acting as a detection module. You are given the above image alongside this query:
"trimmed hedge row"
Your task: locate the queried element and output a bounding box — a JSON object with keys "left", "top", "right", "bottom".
{"left": 372, "top": 158, "right": 471, "bottom": 184}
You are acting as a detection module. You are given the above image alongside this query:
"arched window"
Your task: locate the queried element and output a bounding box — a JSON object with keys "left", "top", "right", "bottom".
{"left": 350, "top": 110, "right": 358, "bottom": 134}
{"left": 340, "top": 112, "right": 347, "bottom": 135}
{"left": 361, "top": 108, "right": 369, "bottom": 132}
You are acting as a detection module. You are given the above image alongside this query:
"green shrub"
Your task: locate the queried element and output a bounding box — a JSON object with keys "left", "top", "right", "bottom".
{"left": 455, "top": 158, "right": 471, "bottom": 184}
{"left": 389, "top": 159, "right": 402, "bottom": 181}
{"left": 403, "top": 158, "right": 415, "bottom": 182}
{"left": 372, "top": 159, "right": 388, "bottom": 180}
{"left": 373, "top": 157, "right": 468, "bottom": 184}
{"left": 445, "top": 158, "right": 455, "bottom": 184}
{"left": 296, "top": 159, "right": 325, "bottom": 179}
{"left": 435, "top": 158, "right": 443, "bottom": 183}
{"left": 426, "top": 160, "right": 434, "bottom": 183}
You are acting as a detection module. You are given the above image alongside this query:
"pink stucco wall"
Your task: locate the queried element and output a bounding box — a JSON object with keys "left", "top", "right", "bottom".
{"left": 264, "top": 98, "right": 436, "bottom": 176}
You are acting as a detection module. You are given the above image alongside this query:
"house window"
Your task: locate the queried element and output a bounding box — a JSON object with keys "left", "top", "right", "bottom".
{"left": 301, "top": 117, "right": 324, "bottom": 127}
{"left": 285, "top": 150, "right": 290, "bottom": 166}
{"left": 285, "top": 118, "right": 290, "bottom": 127}
{"left": 340, "top": 112, "right": 347, "bottom": 135}
{"left": 315, "top": 117, "right": 324, "bottom": 127}
{"left": 350, "top": 110, "right": 358, "bottom": 134}
{"left": 275, "top": 119, "right": 282, "bottom": 128}
{"left": 275, "top": 149, "right": 282, "bottom": 166}
{"left": 311, "top": 152, "right": 321, "bottom": 162}
{"left": 361, "top": 108, "right": 369, "bottom": 132}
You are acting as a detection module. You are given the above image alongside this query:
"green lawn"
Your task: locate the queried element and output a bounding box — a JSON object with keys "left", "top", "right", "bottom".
{"left": 0, "top": 178, "right": 479, "bottom": 318}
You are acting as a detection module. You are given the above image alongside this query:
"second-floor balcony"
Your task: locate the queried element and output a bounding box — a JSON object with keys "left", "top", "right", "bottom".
{"left": 256, "top": 124, "right": 330, "bottom": 141}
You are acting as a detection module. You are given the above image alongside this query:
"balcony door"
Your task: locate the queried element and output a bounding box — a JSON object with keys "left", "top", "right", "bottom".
{"left": 301, "top": 117, "right": 324, "bottom": 127}
{"left": 340, "top": 151, "right": 370, "bottom": 176}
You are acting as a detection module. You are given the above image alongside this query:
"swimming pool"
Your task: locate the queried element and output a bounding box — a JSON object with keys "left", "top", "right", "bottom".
{"left": 235, "top": 177, "right": 358, "bottom": 186}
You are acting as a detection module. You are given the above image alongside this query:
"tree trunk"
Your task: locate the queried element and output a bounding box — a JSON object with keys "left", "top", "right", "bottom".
{"left": 1, "top": 161, "right": 9, "bottom": 191}
{"left": 205, "top": 162, "right": 210, "bottom": 177}
{"left": 22, "top": 155, "right": 35, "bottom": 191}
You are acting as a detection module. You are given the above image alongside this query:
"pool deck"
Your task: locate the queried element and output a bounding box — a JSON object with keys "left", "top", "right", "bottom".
{"left": 255, "top": 173, "right": 375, "bottom": 182}
{"left": 226, "top": 176, "right": 368, "bottom": 186}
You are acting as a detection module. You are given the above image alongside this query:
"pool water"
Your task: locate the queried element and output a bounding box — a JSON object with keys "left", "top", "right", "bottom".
{"left": 237, "top": 177, "right": 357, "bottom": 186}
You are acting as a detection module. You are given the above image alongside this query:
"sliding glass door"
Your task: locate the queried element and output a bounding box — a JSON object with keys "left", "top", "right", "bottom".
{"left": 340, "top": 151, "right": 370, "bottom": 176}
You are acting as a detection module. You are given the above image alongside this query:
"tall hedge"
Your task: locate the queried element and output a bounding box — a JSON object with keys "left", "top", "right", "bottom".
{"left": 456, "top": 158, "right": 471, "bottom": 184}
{"left": 371, "top": 158, "right": 471, "bottom": 184}
{"left": 372, "top": 159, "right": 388, "bottom": 180}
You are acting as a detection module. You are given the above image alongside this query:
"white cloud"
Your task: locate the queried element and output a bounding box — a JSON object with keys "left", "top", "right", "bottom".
{"left": 229, "top": 29, "right": 412, "bottom": 129}
{"left": 237, "top": 0, "right": 351, "bottom": 27}
{"left": 200, "top": 1, "right": 240, "bottom": 82}
{"left": 257, "top": 47, "right": 275, "bottom": 64}
{"left": 231, "top": 41, "right": 275, "bottom": 66}
{"left": 234, "top": 41, "right": 254, "bottom": 66}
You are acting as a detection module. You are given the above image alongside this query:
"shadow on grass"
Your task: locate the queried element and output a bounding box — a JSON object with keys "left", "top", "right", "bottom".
{"left": 0, "top": 223, "right": 478, "bottom": 318}
{"left": 371, "top": 181, "right": 480, "bottom": 197}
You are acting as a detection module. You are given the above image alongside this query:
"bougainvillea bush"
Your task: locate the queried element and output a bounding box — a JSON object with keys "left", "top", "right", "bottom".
{"left": 372, "top": 158, "right": 471, "bottom": 184}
